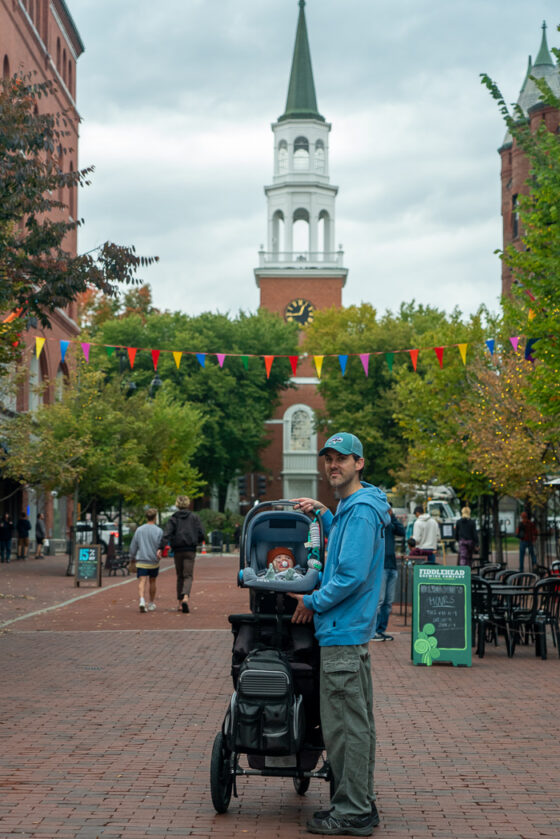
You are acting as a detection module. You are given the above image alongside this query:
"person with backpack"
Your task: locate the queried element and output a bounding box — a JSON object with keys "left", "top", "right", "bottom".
{"left": 159, "top": 496, "right": 205, "bottom": 613}
{"left": 290, "top": 432, "right": 391, "bottom": 836}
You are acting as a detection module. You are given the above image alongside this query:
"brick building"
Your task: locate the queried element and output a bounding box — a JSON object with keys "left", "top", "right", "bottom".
{"left": 499, "top": 22, "right": 560, "bottom": 297}
{"left": 254, "top": 0, "right": 347, "bottom": 508}
{"left": 0, "top": 0, "right": 84, "bottom": 543}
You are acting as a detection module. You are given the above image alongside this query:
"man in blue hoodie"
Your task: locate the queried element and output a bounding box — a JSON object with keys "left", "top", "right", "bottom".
{"left": 290, "top": 432, "right": 390, "bottom": 837}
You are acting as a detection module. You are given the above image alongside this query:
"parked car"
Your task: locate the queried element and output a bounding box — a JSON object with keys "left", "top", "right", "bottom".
{"left": 75, "top": 521, "right": 129, "bottom": 553}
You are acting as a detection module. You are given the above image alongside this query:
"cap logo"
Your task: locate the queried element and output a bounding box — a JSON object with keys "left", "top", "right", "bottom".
{"left": 329, "top": 436, "right": 344, "bottom": 444}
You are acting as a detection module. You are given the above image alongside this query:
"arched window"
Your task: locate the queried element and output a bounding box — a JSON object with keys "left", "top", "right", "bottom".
{"left": 278, "top": 140, "right": 288, "bottom": 174}
{"left": 68, "top": 161, "right": 75, "bottom": 217}
{"left": 62, "top": 48, "right": 67, "bottom": 83}
{"left": 318, "top": 210, "right": 331, "bottom": 254}
{"left": 512, "top": 194, "right": 519, "bottom": 239}
{"left": 290, "top": 409, "right": 313, "bottom": 451}
{"left": 29, "top": 354, "right": 45, "bottom": 411}
{"left": 293, "top": 208, "right": 310, "bottom": 254}
{"left": 272, "top": 210, "right": 284, "bottom": 255}
{"left": 293, "top": 136, "right": 309, "bottom": 170}
{"left": 68, "top": 60, "right": 73, "bottom": 95}
{"left": 2, "top": 55, "right": 10, "bottom": 79}
{"left": 315, "top": 139, "right": 325, "bottom": 172}
{"left": 56, "top": 38, "right": 61, "bottom": 72}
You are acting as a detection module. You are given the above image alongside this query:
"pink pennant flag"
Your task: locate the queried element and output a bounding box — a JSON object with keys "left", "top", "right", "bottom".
{"left": 151, "top": 349, "right": 160, "bottom": 371}
{"left": 264, "top": 355, "right": 274, "bottom": 379}
{"left": 457, "top": 343, "right": 468, "bottom": 365}
{"left": 434, "top": 347, "right": 444, "bottom": 369}
{"left": 360, "top": 354, "right": 370, "bottom": 376}
{"left": 81, "top": 342, "right": 91, "bottom": 362}
{"left": 409, "top": 349, "right": 419, "bottom": 371}
{"left": 216, "top": 353, "right": 226, "bottom": 368}
{"left": 510, "top": 336, "right": 520, "bottom": 352}
{"left": 127, "top": 347, "right": 137, "bottom": 369}
{"left": 289, "top": 356, "right": 299, "bottom": 376}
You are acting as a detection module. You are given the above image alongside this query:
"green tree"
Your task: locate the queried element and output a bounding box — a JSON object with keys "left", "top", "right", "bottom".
{"left": 0, "top": 75, "right": 157, "bottom": 370}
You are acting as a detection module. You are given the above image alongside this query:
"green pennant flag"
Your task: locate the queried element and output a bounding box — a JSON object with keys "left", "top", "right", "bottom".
{"left": 106, "top": 346, "right": 116, "bottom": 358}
{"left": 385, "top": 352, "right": 394, "bottom": 371}
{"left": 241, "top": 356, "right": 249, "bottom": 370}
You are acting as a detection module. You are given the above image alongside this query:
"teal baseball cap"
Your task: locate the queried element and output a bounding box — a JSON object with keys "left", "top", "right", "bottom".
{"left": 319, "top": 432, "right": 364, "bottom": 458}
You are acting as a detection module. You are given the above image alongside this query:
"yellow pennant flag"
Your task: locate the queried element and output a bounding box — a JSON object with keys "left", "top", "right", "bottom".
{"left": 528, "top": 309, "right": 536, "bottom": 322}
{"left": 457, "top": 343, "right": 468, "bottom": 365}
{"left": 35, "top": 337, "right": 46, "bottom": 358}
{"left": 173, "top": 351, "right": 182, "bottom": 369}
{"left": 314, "top": 355, "right": 324, "bottom": 378}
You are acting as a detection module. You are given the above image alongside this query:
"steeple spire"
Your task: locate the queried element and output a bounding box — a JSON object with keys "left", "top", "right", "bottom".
{"left": 279, "top": 0, "right": 324, "bottom": 122}
{"left": 534, "top": 20, "right": 554, "bottom": 67}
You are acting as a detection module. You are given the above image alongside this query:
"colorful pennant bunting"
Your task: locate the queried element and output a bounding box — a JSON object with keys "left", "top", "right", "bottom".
{"left": 217, "top": 353, "right": 226, "bottom": 368}
{"left": 338, "top": 355, "right": 348, "bottom": 376}
{"left": 314, "top": 356, "right": 324, "bottom": 378}
{"left": 289, "top": 356, "right": 299, "bottom": 376}
{"left": 127, "top": 347, "right": 137, "bottom": 369}
{"left": 510, "top": 336, "right": 520, "bottom": 352}
{"left": 409, "top": 349, "right": 419, "bottom": 371}
{"left": 106, "top": 346, "right": 116, "bottom": 358}
{"left": 60, "top": 340, "right": 70, "bottom": 363}
{"left": 458, "top": 343, "right": 468, "bottom": 365}
{"left": 360, "top": 354, "right": 369, "bottom": 377}
{"left": 385, "top": 353, "right": 394, "bottom": 372}
{"left": 196, "top": 353, "right": 206, "bottom": 368}
{"left": 264, "top": 355, "right": 274, "bottom": 379}
{"left": 81, "top": 342, "right": 91, "bottom": 362}
{"left": 485, "top": 339, "right": 495, "bottom": 356}
{"left": 35, "top": 337, "right": 45, "bottom": 358}
{"left": 434, "top": 347, "right": 444, "bottom": 369}
{"left": 241, "top": 356, "right": 249, "bottom": 371}
{"left": 173, "top": 351, "right": 182, "bottom": 369}
{"left": 151, "top": 349, "right": 160, "bottom": 371}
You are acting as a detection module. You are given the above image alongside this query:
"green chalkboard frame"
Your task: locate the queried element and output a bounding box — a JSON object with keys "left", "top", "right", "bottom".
{"left": 411, "top": 565, "right": 471, "bottom": 667}
{"left": 74, "top": 544, "right": 103, "bottom": 587}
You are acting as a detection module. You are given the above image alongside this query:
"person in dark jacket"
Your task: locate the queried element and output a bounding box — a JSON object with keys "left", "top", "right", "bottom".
{"left": 16, "top": 511, "right": 31, "bottom": 559}
{"left": 372, "top": 504, "right": 405, "bottom": 641}
{"left": 454, "top": 507, "right": 478, "bottom": 567}
{"left": 516, "top": 511, "right": 538, "bottom": 572}
{"left": 159, "top": 496, "right": 205, "bottom": 613}
{"left": 0, "top": 512, "right": 13, "bottom": 563}
{"left": 34, "top": 513, "right": 47, "bottom": 559}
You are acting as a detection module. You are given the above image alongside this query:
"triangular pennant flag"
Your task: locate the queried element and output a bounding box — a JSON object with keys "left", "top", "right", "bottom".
{"left": 360, "top": 354, "right": 370, "bottom": 376}
{"left": 289, "top": 356, "right": 299, "bottom": 376}
{"left": 528, "top": 309, "right": 536, "bottom": 322}
{"left": 458, "top": 343, "right": 468, "bottom": 365}
{"left": 510, "top": 336, "right": 520, "bottom": 352}
{"left": 196, "top": 353, "right": 206, "bottom": 368}
{"left": 60, "top": 340, "right": 70, "bottom": 362}
{"left": 264, "top": 355, "right": 274, "bottom": 379}
{"left": 385, "top": 353, "right": 394, "bottom": 372}
{"left": 106, "top": 346, "right": 116, "bottom": 358}
{"left": 216, "top": 353, "right": 226, "bottom": 368}
{"left": 525, "top": 338, "right": 539, "bottom": 362}
{"left": 151, "top": 349, "right": 160, "bottom": 371}
{"left": 434, "top": 347, "right": 444, "bottom": 369}
{"left": 35, "top": 337, "right": 45, "bottom": 358}
{"left": 485, "top": 339, "right": 495, "bottom": 356}
{"left": 338, "top": 355, "right": 348, "bottom": 376}
{"left": 173, "top": 351, "right": 182, "bottom": 369}
{"left": 81, "top": 342, "right": 91, "bottom": 363}
{"left": 241, "top": 356, "right": 249, "bottom": 371}
{"left": 409, "top": 349, "right": 419, "bottom": 371}
{"left": 314, "top": 356, "right": 324, "bottom": 378}
{"left": 127, "top": 347, "right": 137, "bottom": 369}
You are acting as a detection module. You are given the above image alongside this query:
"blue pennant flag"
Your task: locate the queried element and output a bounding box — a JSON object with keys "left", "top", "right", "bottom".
{"left": 485, "top": 339, "right": 495, "bottom": 356}
{"left": 60, "top": 340, "right": 70, "bottom": 362}
{"left": 196, "top": 353, "right": 206, "bottom": 368}
{"left": 338, "top": 355, "right": 348, "bottom": 376}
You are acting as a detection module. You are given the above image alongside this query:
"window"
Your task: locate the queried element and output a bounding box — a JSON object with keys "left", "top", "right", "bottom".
{"left": 2, "top": 55, "right": 9, "bottom": 79}
{"left": 290, "top": 409, "right": 313, "bottom": 451}
{"left": 293, "top": 207, "right": 310, "bottom": 253}
{"left": 293, "top": 136, "right": 309, "bottom": 170}
{"left": 512, "top": 194, "right": 519, "bottom": 239}
{"left": 68, "top": 60, "right": 73, "bottom": 95}
{"left": 68, "top": 161, "right": 75, "bottom": 217}
{"left": 56, "top": 38, "right": 61, "bottom": 72}
{"left": 318, "top": 210, "right": 331, "bottom": 253}
{"left": 272, "top": 210, "right": 284, "bottom": 255}
{"left": 62, "top": 48, "right": 67, "bottom": 83}
{"left": 278, "top": 140, "right": 288, "bottom": 174}
{"left": 315, "top": 139, "right": 325, "bottom": 172}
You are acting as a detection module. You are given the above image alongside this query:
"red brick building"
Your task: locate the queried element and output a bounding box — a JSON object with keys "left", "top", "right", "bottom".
{"left": 254, "top": 1, "right": 347, "bottom": 508}
{"left": 0, "top": 0, "right": 84, "bottom": 542}
{"left": 499, "top": 22, "right": 560, "bottom": 296}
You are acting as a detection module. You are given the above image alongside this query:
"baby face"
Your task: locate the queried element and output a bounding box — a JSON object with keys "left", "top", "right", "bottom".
{"left": 271, "top": 553, "right": 294, "bottom": 572}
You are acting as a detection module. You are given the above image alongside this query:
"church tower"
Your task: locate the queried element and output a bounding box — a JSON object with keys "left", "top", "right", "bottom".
{"left": 499, "top": 22, "right": 560, "bottom": 296}
{"left": 255, "top": 0, "right": 347, "bottom": 505}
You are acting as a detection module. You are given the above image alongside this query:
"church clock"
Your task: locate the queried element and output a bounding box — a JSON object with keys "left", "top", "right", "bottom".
{"left": 284, "top": 298, "right": 315, "bottom": 326}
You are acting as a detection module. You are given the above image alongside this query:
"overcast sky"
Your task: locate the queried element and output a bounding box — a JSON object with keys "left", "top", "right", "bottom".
{"left": 72, "top": 0, "right": 560, "bottom": 322}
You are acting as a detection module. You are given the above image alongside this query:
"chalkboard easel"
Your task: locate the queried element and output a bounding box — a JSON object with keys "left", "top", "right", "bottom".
{"left": 74, "top": 545, "right": 103, "bottom": 587}
{"left": 411, "top": 565, "right": 471, "bottom": 667}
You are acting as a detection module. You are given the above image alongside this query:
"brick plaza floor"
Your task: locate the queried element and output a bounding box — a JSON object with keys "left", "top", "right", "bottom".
{"left": 1, "top": 554, "right": 559, "bottom": 838}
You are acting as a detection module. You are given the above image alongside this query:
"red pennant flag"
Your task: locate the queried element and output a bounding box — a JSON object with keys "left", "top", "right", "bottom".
{"left": 264, "top": 355, "right": 274, "bottom": 379}
{"left": 289, "top": 356, "right": 299, "bottom": 376}
{"left": 127, "top": 347, "right": 137, "bottom": 369}
{"left": 409, "top": 349, "right": 419, "bottom": 371}
{"left": 434, "top": 347, "right": 444, "bottom": 369}
{"left": 151, "top": 349, "right": 160, "bottom": 371}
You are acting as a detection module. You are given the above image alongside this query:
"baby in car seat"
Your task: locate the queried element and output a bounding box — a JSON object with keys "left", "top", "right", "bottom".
{"left": 262, "top": 547, "right": 306, "bottom": 581}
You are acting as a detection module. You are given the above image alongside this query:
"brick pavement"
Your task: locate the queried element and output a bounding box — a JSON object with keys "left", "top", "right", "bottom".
{"left": 1, "top": 553, "right": 559, "bottom": 838}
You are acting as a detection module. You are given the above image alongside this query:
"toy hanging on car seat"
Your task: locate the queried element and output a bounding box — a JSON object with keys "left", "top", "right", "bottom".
{"left": 306, "top": 511, "right": 323, "bottom": 571}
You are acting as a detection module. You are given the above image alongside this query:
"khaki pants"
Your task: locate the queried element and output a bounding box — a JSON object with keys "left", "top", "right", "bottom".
{"left": 173, "top": 550, "right": 195, "bottom": 601}
{"left": 320, "top": 644, "right": 376, "bottom": 817}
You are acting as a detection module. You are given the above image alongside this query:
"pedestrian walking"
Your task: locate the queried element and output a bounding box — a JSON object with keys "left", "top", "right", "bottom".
{"left": 290, "top": 431, "right": 390, "bottom": 836}
{"left": 372, "top": 503, "right": 405, "bottom": 642}
{"left": 412, "top": 505, "right": 440, "bottom": 563}
{"left": 16, "top": 511, "right": 31, "bottom": 559}
{"left": 516, "top": 511, "right": 538, "bottom": 572}
{"left": 0, "top": 512, "right": 13, "bottom": 562}
{"left": 34, "top": 513, "right": 46, "bottom": 559}
{"left": 129, "top": 508, "right": 163, "bottom": 613}
{"left": 159, "top": 496, "right": 205, "bottom": 613}
{"left": 454, "top": 507, "right": 478, "bottom": 567}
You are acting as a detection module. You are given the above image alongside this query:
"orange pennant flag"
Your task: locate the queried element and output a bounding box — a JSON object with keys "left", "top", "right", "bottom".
{"left": 264, "top": 355, "right": 274, "bottom": 379}
{"left": 409, "top": 349, "right": 419, "bottom": 371}
{"left": 127, "top": 347, "right": 137, "bottom": 369}
{"left": 173, "top": 351, "right": 182, "bottom": 369}
{"left": 314, "top": 356, "right": 324, "bottom": 378}
{"left": 35, "top": 337, "right": 46, "bottom": 358}
{"left": 458, "top": 343, "right": 468, "bottom": 365}
{"left": 434, "top": 347, "right": 444, "bottom": 369}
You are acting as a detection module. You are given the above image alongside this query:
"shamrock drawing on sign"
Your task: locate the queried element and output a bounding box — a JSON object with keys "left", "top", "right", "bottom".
{"left": 414, "top": 623, "right": 440, "bottom": 666}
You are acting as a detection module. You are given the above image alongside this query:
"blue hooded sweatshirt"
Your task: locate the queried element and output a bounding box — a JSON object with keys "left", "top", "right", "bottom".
{"left": 303, "top": 482, "right": 391, "bottom": 646}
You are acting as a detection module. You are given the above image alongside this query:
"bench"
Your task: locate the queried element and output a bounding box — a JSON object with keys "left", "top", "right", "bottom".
{"left": 104, "top": 551, "right": 130, "bottom": 576}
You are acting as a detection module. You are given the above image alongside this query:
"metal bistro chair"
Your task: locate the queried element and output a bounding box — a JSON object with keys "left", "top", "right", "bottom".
{"left": 494, "top": 569, "right": 517, "bottom": 583}
{"left": 471, "top": 577, "right": 516, "bottom": 658}
{"left": 531, "top": 578, "right": 560, "bottom": 660}
{"left": 478, "top": 563, "right": 502, "bottom": 580}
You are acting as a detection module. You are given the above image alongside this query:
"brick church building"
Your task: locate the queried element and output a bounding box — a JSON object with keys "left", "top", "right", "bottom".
{"left": 0, "top": 0, "right": 84, "bottom": 542}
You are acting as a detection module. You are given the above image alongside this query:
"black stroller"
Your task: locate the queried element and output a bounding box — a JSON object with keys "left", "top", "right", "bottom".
{"left": 210, "top": 500, "right": 333, "bottom": 813}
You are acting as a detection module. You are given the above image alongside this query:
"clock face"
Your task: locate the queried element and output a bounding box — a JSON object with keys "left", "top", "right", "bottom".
{"left": 284, "top": 298, "right": 315, "bottom": 326}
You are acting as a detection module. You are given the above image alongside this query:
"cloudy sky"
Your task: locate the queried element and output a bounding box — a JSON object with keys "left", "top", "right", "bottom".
{"left": 72, "top": 0, "right": 559, "bottom": 322}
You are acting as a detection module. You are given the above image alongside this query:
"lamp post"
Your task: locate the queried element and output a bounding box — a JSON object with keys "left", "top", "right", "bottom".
{"left": 149, "top": 373, "right": 162, "bottom": 399}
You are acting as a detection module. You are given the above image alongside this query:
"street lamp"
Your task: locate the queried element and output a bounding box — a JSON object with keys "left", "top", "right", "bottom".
{"left": 149, "top": 373, "right": 162, "bottom": 399}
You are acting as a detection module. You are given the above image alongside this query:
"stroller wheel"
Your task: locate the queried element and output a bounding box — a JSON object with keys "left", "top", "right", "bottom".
{"left": 210, "top": 731, "right": 233, "bottom": 813}
{"left": 293, "top": 776, "right": 310, "bottom": 796}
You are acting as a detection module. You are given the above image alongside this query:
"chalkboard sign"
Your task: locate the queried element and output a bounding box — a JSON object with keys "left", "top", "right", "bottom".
{"left": 440, "top": 522, "right": 454, "bottom": 540}
{"left": 412, "top": 565, "right": 471, "bottom": 667}
{"left": 75, "top": 545, "right": 102, "bottom": 587}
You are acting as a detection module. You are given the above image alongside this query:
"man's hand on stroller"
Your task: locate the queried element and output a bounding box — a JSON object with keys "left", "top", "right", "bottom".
{"left": 288, "top": 593, "right": 314, "bottom": 624}
{"left": 292, "top": 497, "right": 327, "bottom": 517}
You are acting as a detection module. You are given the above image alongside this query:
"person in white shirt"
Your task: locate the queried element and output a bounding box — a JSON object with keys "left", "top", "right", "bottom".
{"left": 412, "top": 505, "right": 440, "bottom": 563}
